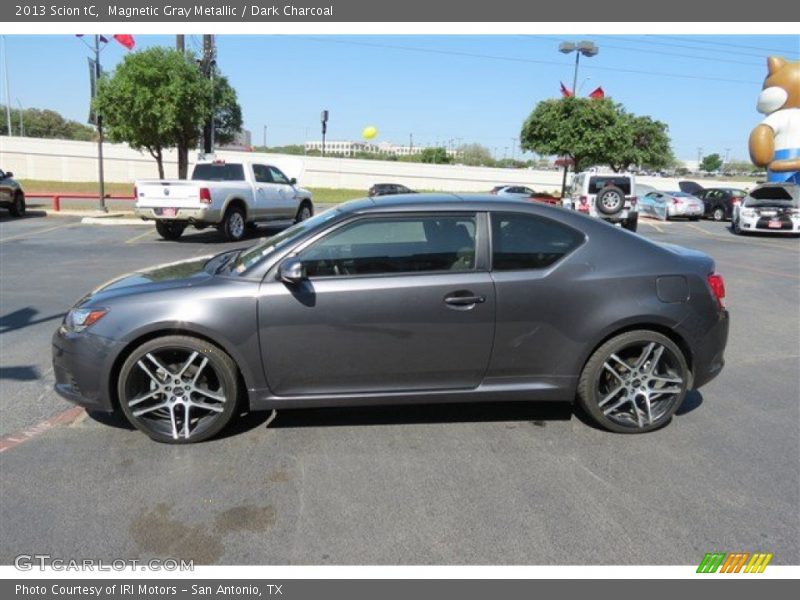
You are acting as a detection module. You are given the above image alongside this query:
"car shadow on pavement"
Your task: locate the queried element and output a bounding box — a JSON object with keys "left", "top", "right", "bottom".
{"left": 0, "top": 365, "right": 39, "bottom": 381}
{"left": 0, "top": 209, "right": 48, "bottom": 221}
{"left": 267, "top": 401, "right": 573, "bottom": 429}
{"left": 164, "top": 225, "right": 287, "bottom": 245}
{"left": 572, "top": 389, "right": 704, "bottom": 432}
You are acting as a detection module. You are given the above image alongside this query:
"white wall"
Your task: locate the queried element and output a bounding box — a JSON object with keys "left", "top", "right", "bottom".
{"left": 0, "top": 136, "right": 754, "bottom": 194}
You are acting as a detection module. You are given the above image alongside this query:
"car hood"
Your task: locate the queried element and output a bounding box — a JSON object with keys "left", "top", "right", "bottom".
{"left": 295, "top": 186, "right": 312, "bottom": 198}
{"left": 78, "top": 255, "right": 214, "bottom": 305}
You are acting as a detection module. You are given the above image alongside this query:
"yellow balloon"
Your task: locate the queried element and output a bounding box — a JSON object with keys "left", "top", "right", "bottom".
{"left": 362, "top": 126, "right": 378, "bottom": 140}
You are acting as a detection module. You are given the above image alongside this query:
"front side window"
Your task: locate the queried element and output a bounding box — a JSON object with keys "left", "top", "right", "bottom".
{"left": 252, "top": 164, "right": 272, "bottom": 183}
{"left": 491, "top": 212, "right": 584, "bottom": 271}
{"left": 298, "top": 215, "right": 477, "bottom": 278}
{"left": 268, "top": 166, "right": 290, "bottom": 184}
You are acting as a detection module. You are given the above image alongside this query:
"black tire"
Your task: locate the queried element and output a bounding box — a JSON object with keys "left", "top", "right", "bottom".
{"left": 732, "top": 218, "right": 744, "bottom": 235}
{"left": 622, "top": 213, "right": 638, "bottom": 232}
{"left": 577, "top": 330, "right": 689, "bottom": 434}
{"left": 711, "top": 206, "right": 726, "bottom": 222}
{"left": 8, "top": 192, "right": 25, "bottom": 217}
{"left": 294, "top": 201, "right": 313, "bottom": 224}
{"left": 220, "top": 205, "right": 246, "bottom": 241}
{"left": 155, "top": 220, "right": 186, "bottom": 240}
{"left": 595, "top": 186, "right": 626, "bottom": 216}
{"left": 117, "top": 335, "right": 240, "bottom": 444}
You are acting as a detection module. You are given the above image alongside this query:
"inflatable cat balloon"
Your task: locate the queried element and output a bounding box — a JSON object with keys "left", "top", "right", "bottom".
{"left": 749, "top": 57, "right": 800, "bottom": 183}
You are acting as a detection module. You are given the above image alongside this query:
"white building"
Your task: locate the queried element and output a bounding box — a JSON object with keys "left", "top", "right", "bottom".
{"left": 304, "top": 140, "right": 460, "bottom": 158}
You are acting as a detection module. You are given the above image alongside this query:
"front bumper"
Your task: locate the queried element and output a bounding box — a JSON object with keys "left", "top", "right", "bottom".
{"left": 134, "top": 206, "right": 221, "bottom": 223}
{"left": 52, "top": 327, "right": 126, "bottom": 412}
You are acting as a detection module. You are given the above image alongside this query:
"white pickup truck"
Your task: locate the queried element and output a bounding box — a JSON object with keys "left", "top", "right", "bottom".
{"left": 134, "top": 159, "right": 314, "bottom": 241}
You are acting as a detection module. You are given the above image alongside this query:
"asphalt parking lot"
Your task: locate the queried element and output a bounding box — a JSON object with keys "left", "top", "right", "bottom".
{"left": 0, "top": 209, "right": 798, "bottom": 565}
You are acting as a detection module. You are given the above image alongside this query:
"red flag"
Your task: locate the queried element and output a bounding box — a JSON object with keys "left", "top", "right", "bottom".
{"left": 560, "top": 82, "right": 573, "bottom": 97}
{"left": 588, "top": 86, "right": 605, "bottom": 99}
{"left": 113, "top": 35, "right": 135, "bottom": 50}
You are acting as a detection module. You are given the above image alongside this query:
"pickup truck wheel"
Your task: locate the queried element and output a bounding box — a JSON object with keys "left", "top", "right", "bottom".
{"left": 595, "top": 186, "right": 625, "bottom": 216}
{"left": 221, "top": 206, "right": 246, "bottom": 241}
{"left": 155, "top": 221, "right": 186, "bottom": 241}
{"left": 295, "top": 203, "right": 313, "bottom": 224}
{"left": 8, "top": 192, "right": 25, "bottom": 217}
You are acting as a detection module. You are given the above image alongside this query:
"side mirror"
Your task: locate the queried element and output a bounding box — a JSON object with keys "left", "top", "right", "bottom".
{"left": 278, "top": 258, "right": 306, "bottom": 284}
{"left": 290, "top": 177, "right": 297, "bottom": 185}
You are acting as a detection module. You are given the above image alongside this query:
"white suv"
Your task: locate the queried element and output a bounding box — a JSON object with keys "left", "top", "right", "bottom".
{"left": 565, "top": 171, "right": 638, "bottom": 232}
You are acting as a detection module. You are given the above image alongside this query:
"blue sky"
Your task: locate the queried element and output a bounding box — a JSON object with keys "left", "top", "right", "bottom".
{"left": 2, "top": 34, "right": 799, "bottom": 162}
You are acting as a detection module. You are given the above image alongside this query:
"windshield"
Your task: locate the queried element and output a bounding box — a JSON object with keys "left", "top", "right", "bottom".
{"left": 224, "top": 210, "right": 341, "bottom": 275}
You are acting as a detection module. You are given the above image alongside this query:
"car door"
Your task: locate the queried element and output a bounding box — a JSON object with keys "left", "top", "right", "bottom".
{"left": 257, "top": 212, "right": 496, "bottom": 396}
{"left": 267, "top": 165, "right": 298, "bottom": 219}
{"left": 251, "top": 164, "right": 278, "bottom": 219}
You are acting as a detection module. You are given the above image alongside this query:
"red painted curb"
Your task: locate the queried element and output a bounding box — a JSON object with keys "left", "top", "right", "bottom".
{"left": 0, "top": 406, "right": 85, "bottom": 453}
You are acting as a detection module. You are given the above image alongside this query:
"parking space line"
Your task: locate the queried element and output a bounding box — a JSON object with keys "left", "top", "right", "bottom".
{"left": 0, "top": 407, "right": 85, "bottom": 454}
{"left": 125, "top": 228, "right": 156, "bottom": 244}
{"left": 640, "top": 220, "right": 664, "bottom": 233}
{"left": 715, "top": 258, "right": 800, "bottom": 280}
{"left": 0, "top": 222, "right": 79, "bottom": 244}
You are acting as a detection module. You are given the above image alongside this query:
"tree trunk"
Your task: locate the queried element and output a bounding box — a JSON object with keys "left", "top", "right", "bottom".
{"left": 177, "top": 141, "right": 189, "bottom": 180}
{"left": 149, "top": 147, "right": 165, "bottom": 179}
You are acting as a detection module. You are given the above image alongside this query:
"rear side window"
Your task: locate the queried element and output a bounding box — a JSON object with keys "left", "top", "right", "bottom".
{"left": 588, "top": 177, "right": 631, "bottom": 195}
{"left": 491, "top": 212, "right": 584, "bottom": 271}
{"left": 192, "top": 163, "right": 245, "bottom": 181}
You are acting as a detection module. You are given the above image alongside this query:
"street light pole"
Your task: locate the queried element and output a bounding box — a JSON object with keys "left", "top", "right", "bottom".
{"left": 94, "top": 34, "right": 106, "bottom": 212}
{"left": 2, "top": 36, "right": 12, "bottom": 137}
{"left": 16, "top": 98, "right": 23, "bottom": 136}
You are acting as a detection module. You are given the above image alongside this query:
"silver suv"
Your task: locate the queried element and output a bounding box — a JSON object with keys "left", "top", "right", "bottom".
{"left": 565, "top": 171, "right": 638, "bottom": 232}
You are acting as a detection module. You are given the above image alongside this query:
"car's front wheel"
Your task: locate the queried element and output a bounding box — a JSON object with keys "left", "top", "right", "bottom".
{"left": 117, "top": 335, "right": 240, "bottom": 443}
{"left": 295, "top": 202, "right": 313, "bottom": 224}
{"left": 8, "top": 192, "right": 25, "bottom": 217}
{"left": 711, "top": 206, "right": 726, "bottom": 221}
{"left": 577, "top": 330, "right": 689, "bottom": 433}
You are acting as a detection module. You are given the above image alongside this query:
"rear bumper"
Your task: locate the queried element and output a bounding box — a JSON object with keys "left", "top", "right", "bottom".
{"left": 668, "top": 205, "right": 704, "bottom": 218}
{"left": 52, "top": 327, "right": 125, "bottom": 413}
{"left": 739, "top": 214, "right": 800, "bottom": 233}
{"left": 688, "top": 309, "right": 730, "bottom": 389}
{"left": 134, "top": 206, "right": 221, "bottom": 223}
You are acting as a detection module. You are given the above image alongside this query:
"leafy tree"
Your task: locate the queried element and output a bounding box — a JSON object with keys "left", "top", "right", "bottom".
{"left": 520, "top": 97, "right": 623, "bottom": 173}
{"left": 520, "top": 97, "right": 674, "bottom": 174}
{"left": 457, "top": 143, "right": 494, "bottom": 166}
{"left": 700, "top": 153, "right": 723, "bottom": 173}
{"left": 419, "top": 147, "right": 451, "bottom": 164}
{"left": 1, "top": 105, "right": 95, "bottom": 140}
{"left": 95, "top": 47, "right": 241, "bottom": 179}
{"left": 606, "top": 114, "right": 673, "bottom": 173}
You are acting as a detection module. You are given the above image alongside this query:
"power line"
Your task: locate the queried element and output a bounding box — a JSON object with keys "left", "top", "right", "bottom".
{"left": 606, "top": 35, "right": 798, "bottom": 60}
{"left": 300, "top": 36, "right": 761, "bottom": 86}
{"left": 654, "top": 35, "right": 800, "bottom": 57}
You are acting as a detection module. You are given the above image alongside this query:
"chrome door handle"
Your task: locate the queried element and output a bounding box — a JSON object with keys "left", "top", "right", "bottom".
{"left": 444, "top": 294, "right": 485, "bottom": 306}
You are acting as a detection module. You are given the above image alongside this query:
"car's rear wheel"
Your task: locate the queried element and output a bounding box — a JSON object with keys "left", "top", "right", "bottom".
{"left": 577, "top": 330, "right": 689, "bottom": 433}
{"left": 8, "top": 192, "right": 25, "bottom": 217}
{"left": 155, "top": 221, "right": 186, "bottom": 241}
{"left": 220, "top": 206, "right": 246, "bottom": 241}
{"left": 711, "top": 206, "right": 726, "bottom": 221}
{"left": 117, "top": 335, "right": 239, "bottom": 444}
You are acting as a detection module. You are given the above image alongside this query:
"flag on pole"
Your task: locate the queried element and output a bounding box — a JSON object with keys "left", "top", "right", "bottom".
{"left": 588, "top": 86, "right": 605, "bottom": 99}
{"left": 113, "top": 35, "right": 135, "bottom": 50}
{"left": 560, "top": 82, "right": 573, "bottom": 97}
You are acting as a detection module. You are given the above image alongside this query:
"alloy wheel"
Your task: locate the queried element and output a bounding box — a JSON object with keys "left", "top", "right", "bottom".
{"left": 596, "top": 341, "right": 685, "bottom": 429}
{"left": 229, "top": 212, "right": 245, "bottom": 239}
{"left": 122, "top": 347, "right": 229, "bottom": 441}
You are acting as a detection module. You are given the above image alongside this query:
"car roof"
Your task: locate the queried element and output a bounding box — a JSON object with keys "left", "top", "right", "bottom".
{"left": 336, "top": 193, "right": 564, "bottom": 215}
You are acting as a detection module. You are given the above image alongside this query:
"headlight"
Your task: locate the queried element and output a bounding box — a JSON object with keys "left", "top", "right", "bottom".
{"left": 741, "top": 208, "right": 756, "bottom": 217}
{"left": 64, "top": 307, "right": 108, "bottom": 332}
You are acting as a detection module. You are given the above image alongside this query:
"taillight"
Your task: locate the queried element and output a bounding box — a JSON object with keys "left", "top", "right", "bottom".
{"left": 199, "top": 187, "right": 212, "bottom": 204}
{"left": 630, "top": 196, "right": 638, "bottom": 206}
{"left": 707, "top": 273, "right": 726, "bottom": 308}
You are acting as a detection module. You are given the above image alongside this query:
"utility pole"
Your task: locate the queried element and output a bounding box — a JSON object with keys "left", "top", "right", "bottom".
{"left": 93, "top": 35, "right": 106, "bottom": 212}
{"left": 510, "top": 137, "right": 517, "bottom": 161}
{"left": 16, "top": 98, "right": 23, "bottom": 136}
{"left": 409, "top": 133, "right": 413, "bottom": 152}
{"left": 263, "top": 125, "right": 267, "bottom": 149}
{"left": 724, "top": 147, "right": 731, "bottom": 169}
{"left": 697, "top": 147, "right": 703, "bottom": 172}
{"left": 201, "top": 35, "right": 216, "bottom": 155}
{"left": 320, "top": 110, "right": 329, "bottom": 156}
{"left": 176, "top": 35, "right": 185, "bottom": 52}
{"left": 2, "top": 36, "right": 12, "bottom": 137}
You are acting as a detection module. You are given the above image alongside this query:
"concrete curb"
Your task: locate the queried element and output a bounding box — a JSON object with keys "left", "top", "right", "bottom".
{"left": 81, "top": 216, "right": 149, "bottom": 225}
